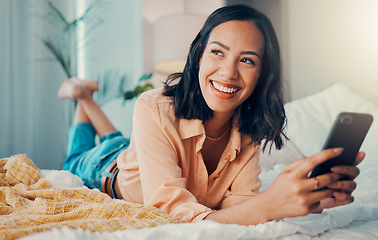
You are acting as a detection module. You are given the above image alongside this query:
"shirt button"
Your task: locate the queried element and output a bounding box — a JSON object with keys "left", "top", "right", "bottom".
{"left": 197, "top": 196, "right": 204, "bottom": 202}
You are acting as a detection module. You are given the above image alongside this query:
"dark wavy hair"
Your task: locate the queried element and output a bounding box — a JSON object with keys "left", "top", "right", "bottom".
{"left": 163, "top": 4, "right": 286, "bottom": 151}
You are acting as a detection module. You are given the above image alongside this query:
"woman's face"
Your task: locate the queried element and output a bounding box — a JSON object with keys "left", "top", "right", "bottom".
{"left": 199, "top": 20, "right": 265, "bottom": 117}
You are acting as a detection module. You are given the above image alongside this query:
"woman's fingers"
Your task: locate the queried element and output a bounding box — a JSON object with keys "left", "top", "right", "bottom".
{"left": 354, "top": 151, "right": 365, "bottom": 166}
{"left": 330, "top": 165, "right": 360, "bottom": 180}
{"left": 316, "top": 191, "right": 354, "bottom": 210}
{"left": 293, "top": 148, "right": 344, "bottom": 177}
{"left": 327, "top": 180, "right": 357, "bottom": 194}
{"left": 333, "top": 191, "right": 354, "bottom": 205}
{"left": 306, "top": 173, "right": 340, "bottom": 191}
{"left": 308, "top": 188, "right": 334, "bottom": 203}
{"left": 282, "top": 157, "right": 307, "bottom": 173}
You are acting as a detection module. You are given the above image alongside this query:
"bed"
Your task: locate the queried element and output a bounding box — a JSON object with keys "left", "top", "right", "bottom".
{"left": 2, "top": 82, "right": 378, "bottom": 240}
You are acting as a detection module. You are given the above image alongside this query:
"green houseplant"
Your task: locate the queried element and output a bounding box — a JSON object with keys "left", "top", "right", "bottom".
{"left": 39, "top": 0, "right": 153, "bottom": 105}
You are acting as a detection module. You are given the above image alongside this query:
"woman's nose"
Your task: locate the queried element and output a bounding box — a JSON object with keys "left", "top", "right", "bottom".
{"left": 219, "top": 59, "right": 238, "bottom": 80}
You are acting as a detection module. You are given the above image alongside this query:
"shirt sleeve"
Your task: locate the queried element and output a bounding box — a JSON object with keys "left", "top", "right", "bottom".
{"left": 221, "top": 147, "right": 262, "bottom": 209}
{"left": 131, "top": 92, "right": 213, "bottom": 222}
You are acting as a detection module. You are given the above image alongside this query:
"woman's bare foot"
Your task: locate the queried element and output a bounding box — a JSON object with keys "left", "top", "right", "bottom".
{"left": 70, "top": 77, "right": 99, "bottom": 93}
{"left": 58, "top": 80, "right": 84, "bottom": 99}
{"left": 58, "top": 78, "right": 99, "bottom": 99}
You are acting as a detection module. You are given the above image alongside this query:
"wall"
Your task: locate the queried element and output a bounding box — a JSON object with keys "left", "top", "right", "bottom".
{"left": 76, "top": 0, "right": 143, "bottom": 94}
{"left": 142, "top": 0, "right": 225, "bottom": 87}
{"left": 285, "top": 0, "right": 378, "bottom": 101}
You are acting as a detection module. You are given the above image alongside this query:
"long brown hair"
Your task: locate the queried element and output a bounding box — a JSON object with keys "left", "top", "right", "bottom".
{"left": 163, "top": 5, "right": 286, "bottom": 151}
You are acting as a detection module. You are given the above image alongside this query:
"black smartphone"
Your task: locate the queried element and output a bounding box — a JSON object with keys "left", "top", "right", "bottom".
{"left": 310, "top": 112, "right": 373, "bottom": 179}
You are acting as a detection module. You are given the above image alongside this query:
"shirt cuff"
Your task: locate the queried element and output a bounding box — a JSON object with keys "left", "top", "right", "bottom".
{"left": 191, "top": 209, "right": 215, "bottom": 222}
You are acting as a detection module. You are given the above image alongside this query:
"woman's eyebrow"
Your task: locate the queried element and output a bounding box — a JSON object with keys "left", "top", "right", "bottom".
{"left": 210, "top": 41, "right": 230, "bottom": 50}
{"left": 210, "top": 41, "right": 261, "bottom": 59}
{"left": 241, "top": 50, "right": 261, "bottom": 60}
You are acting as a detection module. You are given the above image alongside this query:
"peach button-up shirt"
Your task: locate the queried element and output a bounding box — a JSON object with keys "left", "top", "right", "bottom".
{"left": 117, "top": 88, "right": 262, "bottom": 223}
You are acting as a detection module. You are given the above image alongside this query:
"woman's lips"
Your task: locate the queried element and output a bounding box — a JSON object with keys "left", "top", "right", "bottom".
{"left": 210, "top": 80, "right": 240, "bottom": 100}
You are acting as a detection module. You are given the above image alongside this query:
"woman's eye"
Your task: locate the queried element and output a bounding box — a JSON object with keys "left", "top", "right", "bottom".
{"left": 211, "top": 49, "right": 223, "bottom": 56}
{"left": 241, "top": 57, "right": 256, "bottom": 66}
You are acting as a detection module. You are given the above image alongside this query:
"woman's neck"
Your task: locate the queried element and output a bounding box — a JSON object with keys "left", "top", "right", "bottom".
{"left": 204, "top": 112, "right": 233, "bottom": 140}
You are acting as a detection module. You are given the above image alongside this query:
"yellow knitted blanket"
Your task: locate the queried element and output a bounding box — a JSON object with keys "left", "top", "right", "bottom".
{"left": 0, "top": 154, "right": 177, "bottom": 240}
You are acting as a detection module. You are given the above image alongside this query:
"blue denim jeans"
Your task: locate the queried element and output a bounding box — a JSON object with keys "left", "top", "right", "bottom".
{"left": 63, "top": 122, "right": 129, "bottom": 190}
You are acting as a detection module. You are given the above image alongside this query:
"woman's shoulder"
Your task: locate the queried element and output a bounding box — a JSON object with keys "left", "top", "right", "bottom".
{"left": 137, "top": 87, "right": 173, "bottom": 105}
{"left": 135, "top": 87, "right": 176, "bottom": 121}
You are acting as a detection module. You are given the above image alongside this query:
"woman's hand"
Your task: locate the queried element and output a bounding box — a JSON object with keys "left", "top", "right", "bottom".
{"left": 312, "top": 151, "right": 364, "bottom": 212}
{"left": 260, "top": 148, "right": 345, "bottom": 220}
{"left": 205, "top": 148, "right": 363, "bottom": 225}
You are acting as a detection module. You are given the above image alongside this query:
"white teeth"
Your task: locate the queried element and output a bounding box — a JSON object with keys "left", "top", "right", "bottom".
{"left": 211, "top": 81, "right": 238, "bottom": 94}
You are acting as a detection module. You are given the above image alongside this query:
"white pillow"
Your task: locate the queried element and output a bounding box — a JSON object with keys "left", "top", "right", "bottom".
{"left": 346, "top": 78, "right": 378, "bottom": 107}
{"left": 284, "top": 83, "right": 378, "bottom": 169}
{"left": 259, "top": 137, "right": 304, "bottom": 171}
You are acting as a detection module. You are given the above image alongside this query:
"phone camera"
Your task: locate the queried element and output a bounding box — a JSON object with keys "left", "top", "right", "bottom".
{"left": 340, "top": 115, "right": 353, "bottom": 124}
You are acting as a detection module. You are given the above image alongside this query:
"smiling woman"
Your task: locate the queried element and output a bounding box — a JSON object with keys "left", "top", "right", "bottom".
{"left": 52, "top": 4, "right": 364, "bottom": 227}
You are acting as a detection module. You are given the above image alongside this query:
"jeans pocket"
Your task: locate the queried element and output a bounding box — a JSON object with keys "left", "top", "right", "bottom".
{"left": 99, "top": 143, "right": 128, "bottom": 162}
{"left": 83, "top": 136, "right": 130, "bottom": 169}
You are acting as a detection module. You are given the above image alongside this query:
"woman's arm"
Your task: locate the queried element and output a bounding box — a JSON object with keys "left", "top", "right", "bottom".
{"left": 206, "top": 148, "right": 362, "bottom": 225}
{"left": 129, "top": 91, "right": 213, "bottom": 222}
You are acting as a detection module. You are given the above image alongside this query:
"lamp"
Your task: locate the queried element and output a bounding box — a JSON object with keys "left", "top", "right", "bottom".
{"left": 153, "top": 14, "right": 206, "bottom": 74}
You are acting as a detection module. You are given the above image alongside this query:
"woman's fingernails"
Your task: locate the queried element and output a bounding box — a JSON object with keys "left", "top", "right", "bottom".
{"left": 331, "top": 166, "right": 343, "bottom": 170}
{"left": 334, "top": 148, "right": 344, "bottom": 154}
{"left": 330, "top": 167, "right": 338, "bottom": 172}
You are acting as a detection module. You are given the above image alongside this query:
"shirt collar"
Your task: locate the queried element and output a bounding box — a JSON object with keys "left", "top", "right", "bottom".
{"left": 178, "top": 118, "right": 205, "bottom": 139}
{"left": 178, "top": 116, "right": 242, "bottom": 162}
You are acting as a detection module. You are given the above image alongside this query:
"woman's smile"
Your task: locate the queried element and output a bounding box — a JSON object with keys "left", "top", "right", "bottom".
{"left": 209, "top": 80, "right": 240, "bottom": 100}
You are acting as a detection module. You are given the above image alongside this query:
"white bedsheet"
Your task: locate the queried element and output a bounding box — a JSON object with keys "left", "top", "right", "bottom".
{"left": 20, "top": 164, "right": 378, "bottom": 240}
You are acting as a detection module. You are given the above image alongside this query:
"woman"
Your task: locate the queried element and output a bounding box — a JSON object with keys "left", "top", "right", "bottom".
{"left": 59, "top": 5, "right": 363, "bottom": 225}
